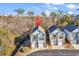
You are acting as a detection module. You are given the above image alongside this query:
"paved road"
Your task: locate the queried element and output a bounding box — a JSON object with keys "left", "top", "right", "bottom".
{"left": 27, "top": 49, "right": 79, "bottom": 56}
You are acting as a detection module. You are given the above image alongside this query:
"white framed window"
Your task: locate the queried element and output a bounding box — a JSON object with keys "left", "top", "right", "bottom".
{"left": 77, "top": 32, "right": 79, "bottom": 37}
{"left": 72, "top": 32, "right": 76, "bottom": 37}
{"left": 52, "top": 34, "right": 56, "bottom": 39}
{"left": 32, "top": 36, "right": 37, "bottom": 41}
{"left": 59, "top": 35, "right": 63, "bottom": 39}
{"left": 39, "top": 36, "right": 44, "bottom": 41}
{"left": 53, "top": 35, "right": 56, "bottom": 37}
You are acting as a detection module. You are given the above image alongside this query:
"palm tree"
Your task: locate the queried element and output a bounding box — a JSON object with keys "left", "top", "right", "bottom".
{"left": 14, "top": 8, "right": 25, "bottom": 16}
{"left": 27, "top": 10, "right": 34, "bottom": 17}
{"left": 41, "top": 12, "right": 47, "bottom": 17}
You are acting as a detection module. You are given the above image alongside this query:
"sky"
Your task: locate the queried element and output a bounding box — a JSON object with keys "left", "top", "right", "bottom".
{"left": 0, "top": 3, "right": 79, "bottom": 16}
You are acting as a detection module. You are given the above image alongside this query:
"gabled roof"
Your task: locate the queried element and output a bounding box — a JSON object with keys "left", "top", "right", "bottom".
{"left": 32, "top": 26, "right": 45, "bottom": 34}
{"left": 32, "top": 26, "right": 38, "bottom": 33}
{"left": 64, "top": 24, "right": 78, "bottom": 32}
{"left": 48, "top": 25, "right": 58, "bottom": 33}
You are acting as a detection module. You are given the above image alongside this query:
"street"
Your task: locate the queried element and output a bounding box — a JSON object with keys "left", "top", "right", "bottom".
{"left": 27, "top": 49, "right": 79, "bottom": 56}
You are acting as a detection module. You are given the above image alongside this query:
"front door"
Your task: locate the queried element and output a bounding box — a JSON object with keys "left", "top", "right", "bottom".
{"left": 58, "top": 35, "right": 64, "bottom": 46}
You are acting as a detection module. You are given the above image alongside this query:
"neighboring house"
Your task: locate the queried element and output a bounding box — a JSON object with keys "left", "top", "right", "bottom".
{"left": 30, "top": 26, "right": 46, "bottom": 48}
{"left": 64, "top": 24, "right": 79, "bottom": 44}
{"left": 48, "top": 25, "right": 66, "bottom": 46}
{"left": 75, "top": 32, "right": 79, "bottom": 44}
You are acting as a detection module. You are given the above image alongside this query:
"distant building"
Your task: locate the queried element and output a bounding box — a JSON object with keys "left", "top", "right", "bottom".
{"left": 48, "top": 25, "right": 66, "bottom": 46}
{"left": 64, "top": 24, "right": 79, "bottom": 44}
{"left": 30, "top": 26, "right": 46, "bottom": 48}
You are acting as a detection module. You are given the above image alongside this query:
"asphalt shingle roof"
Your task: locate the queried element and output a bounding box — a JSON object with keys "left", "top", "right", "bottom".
{"left": 48, "top": 25, "right": 57, "bottom": 33}
{"left": 64, "top": 24, "right": 78, "bottom": 32}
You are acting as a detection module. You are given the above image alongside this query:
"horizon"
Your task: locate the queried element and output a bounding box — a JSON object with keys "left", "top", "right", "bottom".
{"left": 0, "top": 3, "right": 79, "bottom": 16}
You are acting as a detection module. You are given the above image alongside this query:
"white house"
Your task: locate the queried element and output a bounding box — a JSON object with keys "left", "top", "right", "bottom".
{"left": 30, "top": 26, "right": 46, "bottom": 48}
{"left": 48, "top": 25, "right": 66, "bottom": 46}
{"left": 64, "top": 24, "right": 79, "bottom": 44}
